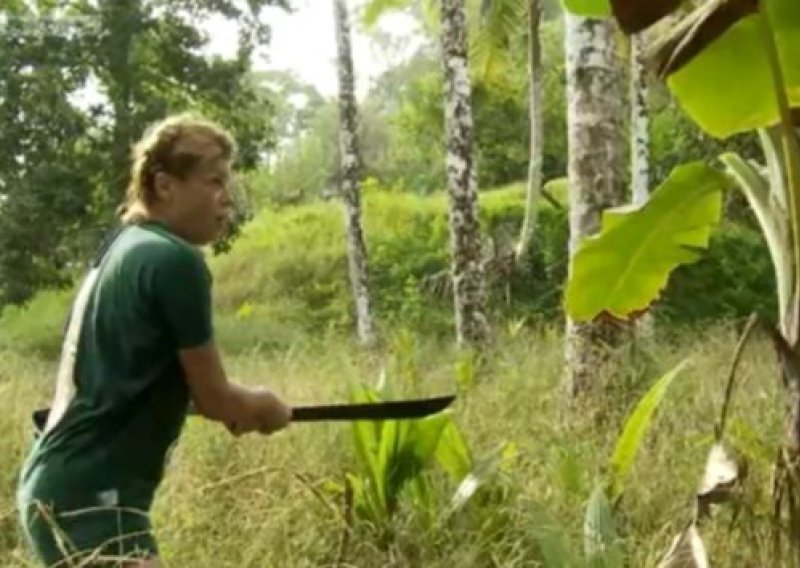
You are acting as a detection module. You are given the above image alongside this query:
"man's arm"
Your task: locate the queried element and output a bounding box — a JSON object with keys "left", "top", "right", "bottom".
{"left": 179, "top": 340, "right": 291, "bottom": 435}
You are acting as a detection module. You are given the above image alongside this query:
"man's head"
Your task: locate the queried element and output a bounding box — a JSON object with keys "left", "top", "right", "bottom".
{"left": 121, "top": 113, "right": 236, "bottom": 246}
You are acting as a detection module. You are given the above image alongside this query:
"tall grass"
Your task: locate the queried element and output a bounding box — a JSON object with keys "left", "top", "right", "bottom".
{"left": 0, "top": 323, "right": 787, "bottom": 567}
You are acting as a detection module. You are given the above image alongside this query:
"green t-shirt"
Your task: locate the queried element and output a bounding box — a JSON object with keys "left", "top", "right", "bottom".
{"left": 20, "top": 220, "right": 213, "bottom": 507}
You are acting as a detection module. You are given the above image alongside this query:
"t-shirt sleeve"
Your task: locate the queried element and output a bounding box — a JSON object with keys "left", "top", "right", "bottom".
{"left": 150, "top": 245, "right": 214, "bottom": 349}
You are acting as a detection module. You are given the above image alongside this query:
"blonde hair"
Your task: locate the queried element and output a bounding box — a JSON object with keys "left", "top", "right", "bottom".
{"left": 119, "top": 113, "right": 237, "bottom": 223}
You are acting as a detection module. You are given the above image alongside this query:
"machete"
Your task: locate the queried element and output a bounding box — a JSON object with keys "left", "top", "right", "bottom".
{"left": 31, "top": 394, "right": 455, "bottom": 435}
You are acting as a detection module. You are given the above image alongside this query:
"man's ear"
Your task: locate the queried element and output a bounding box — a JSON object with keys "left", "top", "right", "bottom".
{"left": 153, "top": 172, "right": 173, "bottom": 203}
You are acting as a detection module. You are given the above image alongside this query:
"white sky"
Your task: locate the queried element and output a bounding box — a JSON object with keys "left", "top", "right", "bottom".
{"left": 69, "top": 1, "right": 423, "bottom": 110}
{"left": 204, "top": 0, "right": 423, "bottom": 99}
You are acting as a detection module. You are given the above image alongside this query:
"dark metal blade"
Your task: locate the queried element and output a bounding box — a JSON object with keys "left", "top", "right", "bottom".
{"left": 290, "top": 395, "right": 456, "bottom": 422}
{"left": 31, "top": 395, "right": 456, "bottom": 434}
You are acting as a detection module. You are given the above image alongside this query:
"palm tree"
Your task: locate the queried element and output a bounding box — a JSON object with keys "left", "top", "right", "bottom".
{"left": 334, "top": 0, "right": 377, "bottom": 346}
{"left": 563, "top": 11, "right": 626, "bottom": 395}
{"left": 440, "top": 0, "right": 491, "bottom": 346}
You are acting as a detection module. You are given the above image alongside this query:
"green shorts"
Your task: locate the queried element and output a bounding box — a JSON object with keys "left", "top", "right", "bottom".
{"left": 17, "top": 465, "right": 158, "bottom": 567}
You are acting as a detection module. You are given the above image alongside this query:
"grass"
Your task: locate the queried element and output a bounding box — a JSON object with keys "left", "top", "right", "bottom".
{"left": 0, "top": 321, "right": 790, "bottom": 567}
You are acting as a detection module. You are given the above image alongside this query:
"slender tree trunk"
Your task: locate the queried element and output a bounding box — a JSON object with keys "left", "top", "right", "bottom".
{"left": 99, "top": 0, "right": 140, "bottom": 204}
{"left": 334, "top": 0, "right": 376, "bottom": 346}
{"left": 564, "top": 13, "right": 626, "bottom": 396}
{"left": 515, "top": 0, "right": 543, "bottom": 263}
{"left": 630, "top": 33, "right": 650, "bottom": 207}
{"left": 630, "top": 32, "right": 655, "bottom": 336}
{"left": 440, "top": 0, "right": 490, "bottom": 347}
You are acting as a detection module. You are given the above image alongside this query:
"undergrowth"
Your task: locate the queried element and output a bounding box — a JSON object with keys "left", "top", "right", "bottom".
{"left": 0, "top": 323, "right": 786, "bottom": 567}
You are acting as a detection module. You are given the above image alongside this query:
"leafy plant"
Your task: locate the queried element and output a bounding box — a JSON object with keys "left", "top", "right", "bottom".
{"left": 344, "top": 382, "right": 474, "bottom": 531}
{"left": 564, "top": 163, "right": 729, "bottom": 321}
{"left": 562, "top": 0, "right": 800, "bottom": 561}
{"left": 526, "top": 359, "right": 690, "bottom": 567}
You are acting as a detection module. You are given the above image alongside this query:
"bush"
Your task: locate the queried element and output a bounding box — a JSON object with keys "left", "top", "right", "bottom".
{"left": 0, "top": 185, "right": 776, "bottom": 357}
{"left": 0, "top": 287, "right": 73, "bottom": 358}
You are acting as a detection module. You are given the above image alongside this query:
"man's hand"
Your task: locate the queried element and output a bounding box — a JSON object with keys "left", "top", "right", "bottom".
{"left": 178, "top": 341, "right": 291, "bottom": 436}
{"left": 253, "top": 388, "right": 292, "bottom": 434}
{"left": 225, "top": 387, "right": 292, "bottom": 437}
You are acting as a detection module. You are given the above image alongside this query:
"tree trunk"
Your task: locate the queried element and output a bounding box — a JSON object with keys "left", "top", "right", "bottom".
{"left": 99, "top": 0, "right": 140, "bottom": 204}
{"left": 564, "top": 13, "right": 626, "bottom": 396}
{"left": 334, "top": 0, "right": 376, "bottom": 346}
{"left": 630, "top": 33, "right": 650, "bottom": 207}
{"left": 630, "top": 32, "right": 655, "bottom": 336}
{"left": 440, "top": 0, "right": 490, "bottom": 347}
{"left": 515, "top": 0, "right": 544, "bottom": 264}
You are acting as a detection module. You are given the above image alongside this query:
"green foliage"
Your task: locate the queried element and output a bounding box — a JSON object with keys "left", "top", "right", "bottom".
{"left": 0, "top": 288, "right": 74, "bottom": 358}
{"left": 665, "top": 0, "right": 800, "bottom": 138}
{"left": 345, "top": 379, "right": 473, "bottom": 529}
{"left": 0, "top": 183, "right": 779, "bottom": 358}
{"left": 0, "top": 321, "right": 790, "bottom": 565}
{"left": 659, "top": 222, "right": 779, "bottom": 325}
{"left": 565, "top": 163, "right": 729, "bottom": 322}
{"left": 608, "top": 359, "right": 688, "bottom": 501}
{"left": 0, "top": 0, "right": 282, "bottom": 308}
{"left": 565, "top": 0, "right": 800, "bottom": 138}
{"left": 0, "top": 1, "right": 98, "bottom": 305}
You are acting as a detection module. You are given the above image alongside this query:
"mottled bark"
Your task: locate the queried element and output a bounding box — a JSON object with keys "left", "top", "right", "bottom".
{"left": 515, "top": 0, "right": 544, "bottom": 263}
{"left": 334, "top": 0, "right": 375, "bottom": 346}
{"left": 630, "top": 33, "right": 655, "bottom": 336}
{"left": 564, "top": 13, "right": 626, "bottom": 396}
{"left": 630, "top": 33, "right": 650, "bottom": 206}
{"left": 440, "top": 0, "right": 490, "bottom": 347}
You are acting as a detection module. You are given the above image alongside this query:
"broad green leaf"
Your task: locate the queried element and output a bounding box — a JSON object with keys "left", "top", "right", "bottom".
{"left": 609, "top": 359, "right": 689, "bottom": 500}
{"left": 349, "top": 387, "right": 383, "bottom": 488}
{"left": 435, "top": 420, "right": 473, "bottom": 482}
{"left": 660, "top": 0, "right": 800, "bottom": 138}
{"left": 583, "top": 485, "right": 623, "bottom": 567}
{"left": 386, "top": 414, "right": 450, "bottom": 510}
{"left": 560, "top": 0, "right": 610, "bottom": 18}
{"left": 377, "top": 418, "right": 404, "bottom": 509}
{"left": 565, "top": 162, "right": 728, "bottom": 322}
{"left": 405, "top": 413, "right": 451, "bottom": 471}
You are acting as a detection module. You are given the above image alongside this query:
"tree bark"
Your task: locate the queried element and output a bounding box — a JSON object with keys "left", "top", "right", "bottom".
{"left": 334, "top": 0, "right": 376, "bottom": 346}
{"left": 440, "top": 0, "right": 490, "bottom": 347}
{"left": 630, "top": 32, "right": 655, "bottom": 336}
{"left": 564, "top": 13, "right": 626, "bottom": 396}
{"left": 515, "top": 0, "right": 544, "bottom": 264}
{"left": 630, "top": 33, "right": 650, "bottom": 207}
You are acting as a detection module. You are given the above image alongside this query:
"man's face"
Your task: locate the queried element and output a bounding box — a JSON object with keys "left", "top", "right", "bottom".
{"left": 156, "top": 143, "right": 233, "bottom": 246}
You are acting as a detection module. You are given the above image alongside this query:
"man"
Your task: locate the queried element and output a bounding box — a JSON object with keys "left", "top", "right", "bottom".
{"left": 17, "top": 113, "right": 291, "bottom": 567}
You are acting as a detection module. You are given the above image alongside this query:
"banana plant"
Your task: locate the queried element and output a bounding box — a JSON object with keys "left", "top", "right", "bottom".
{"left": 561, "top": 0, "right": 800, "bottom": 562}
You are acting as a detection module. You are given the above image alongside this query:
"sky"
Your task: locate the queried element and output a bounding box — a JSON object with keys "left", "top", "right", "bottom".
{"left": 68, "top": 1, "right": 423, "bottom": 111}
{"left": 203, "top": 0, "right": 423, "bottom": 100}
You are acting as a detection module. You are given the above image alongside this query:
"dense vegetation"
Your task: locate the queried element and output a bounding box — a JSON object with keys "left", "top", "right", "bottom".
{"left": 1, "top": 0, "right": 796, "bottom": 566}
